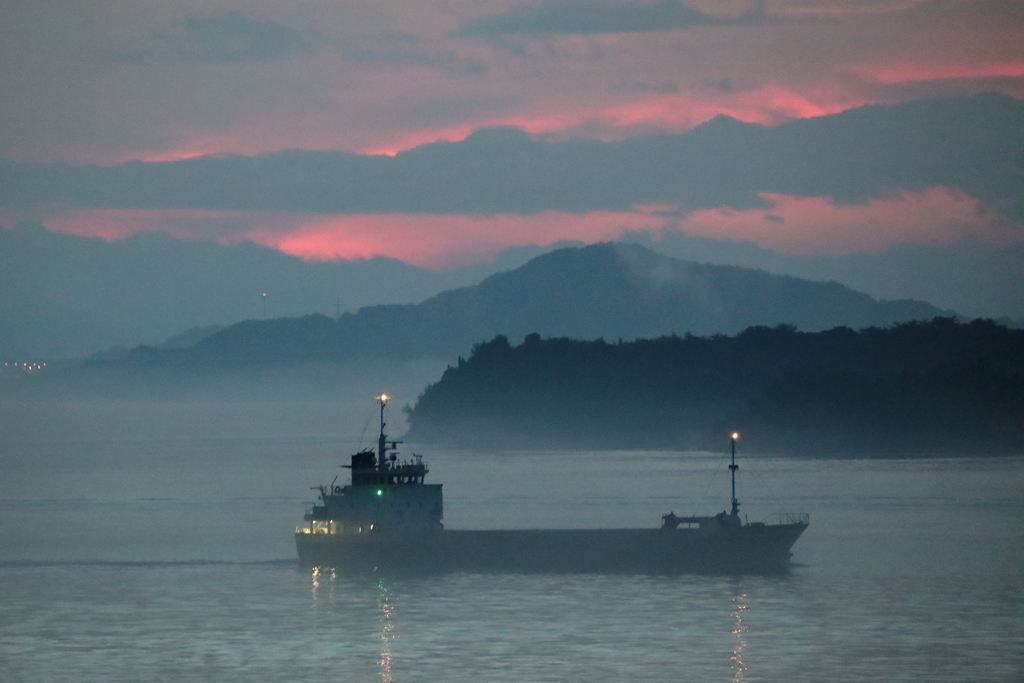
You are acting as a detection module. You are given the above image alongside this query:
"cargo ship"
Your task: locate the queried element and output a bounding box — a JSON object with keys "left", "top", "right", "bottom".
{"left": 295, "top": 395, "right": 808, "bottom": 573}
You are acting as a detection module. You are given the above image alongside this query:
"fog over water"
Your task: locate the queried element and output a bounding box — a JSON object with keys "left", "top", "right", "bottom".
{"left": 0, "top": 395, "right": 1021, "bottom": 682}
{"left": 4, "top": 1, "right": 1022, "bottom": 676}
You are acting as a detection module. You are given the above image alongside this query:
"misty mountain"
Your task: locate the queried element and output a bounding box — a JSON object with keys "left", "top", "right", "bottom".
{"left": 189, "top": 243, "right": 950, "bottom": 364}
{"left": 0, "top": 222, "right": 566, "bottom": 359}
{"left": 405, "top": 318, "right": 1024, "bottom": 453}
{"left": 0, "top": 222, "right": 986, "bottom": 364}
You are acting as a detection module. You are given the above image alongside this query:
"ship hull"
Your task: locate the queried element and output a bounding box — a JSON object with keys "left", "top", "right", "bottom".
{"left": 295, "top": 523, "right": 807, "bottom": 574}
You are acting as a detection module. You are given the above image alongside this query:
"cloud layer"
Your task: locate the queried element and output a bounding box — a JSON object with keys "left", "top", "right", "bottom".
{"left": 456, "top": 0, "right": 776, "bottom": 36}
{"left": 2, "top": 94, "right": 1019, "bottom": 268}
{"left": 1, "top": 0, "right": 1022, "bottom": 272}
{"left": 2, "top": 0, "right": 1021, "bottom": 166}
{"left": 3, "top": 95, "right": 1019, "bottom": 213}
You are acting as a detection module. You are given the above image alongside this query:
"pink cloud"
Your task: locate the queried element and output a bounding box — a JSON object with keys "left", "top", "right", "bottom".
{"left": 38, "top": 207, "right": 651, "bottom": 267}
{"left": 137, "top": 150, "right": 214, "bottom": 163}
{"left": 35, "top": 187, "right": 1017, "bottom": 268}
{"left": 252, "top": 212, "right": 657, "bottom": 268}
{"left": 774, "top": 1, "right": 929, "bottom": 19}
{"left": 361, "top": 84, "right": 874, "bottom": 156}
{"left": 854, "top": 61, "right": 1024, "bottom": 85}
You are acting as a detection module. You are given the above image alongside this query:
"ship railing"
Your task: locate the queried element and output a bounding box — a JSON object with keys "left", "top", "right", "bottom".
{"left": 759, "top": 512, "right": 810, "bottom": 526}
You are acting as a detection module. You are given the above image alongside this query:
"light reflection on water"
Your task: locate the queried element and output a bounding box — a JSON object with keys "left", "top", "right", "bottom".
{"left": 0, "top": 563, "right": 1020, "bottom": 682}
{"left": 298, "top": 568, "right": 789, "bottom": 682}
{"left": 378, "top": 579, "right": 394, "bottom": 683}
{"left": 0, "top": 437, "right": 1021, "bottom": 682}
{"left": 731, "top": 592, "right": 747, "bottom": 683}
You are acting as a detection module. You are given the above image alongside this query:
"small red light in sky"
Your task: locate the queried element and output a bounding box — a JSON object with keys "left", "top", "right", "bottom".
{"left": 262, "top": 292, "right": 267, "bottom": 297}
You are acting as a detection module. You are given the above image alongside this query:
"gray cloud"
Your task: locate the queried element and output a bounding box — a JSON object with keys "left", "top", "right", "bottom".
{"left": 106, "top": 12, "right": 311, "bottom": 65}
{"left": 456, "top": 0, "right": 775, "bottom": 36}
{"left": 164, "top": 11, "right": 310, "bottom": 63}
{"left": 337, "top": 33, "right": 489, "bottom": 75}
{"left": 175, "top": 12, "right": 309, "bottom": 62}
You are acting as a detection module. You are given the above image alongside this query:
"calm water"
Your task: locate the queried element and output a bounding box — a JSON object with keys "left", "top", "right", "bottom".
{"left": 1, "top": 401, "right": 1021, "bottom": 682}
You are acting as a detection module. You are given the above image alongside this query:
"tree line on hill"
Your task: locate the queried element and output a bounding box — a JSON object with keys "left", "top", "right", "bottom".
{"left": 404, "top": 318, "right": 1024, "bottom": 454}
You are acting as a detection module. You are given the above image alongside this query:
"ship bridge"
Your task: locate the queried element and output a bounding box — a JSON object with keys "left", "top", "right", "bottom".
{"left": 298, "top": 394, "right": 444, "bottom": 535}
{"left": 349, "top": 449, "right": 429, "bottom": 486}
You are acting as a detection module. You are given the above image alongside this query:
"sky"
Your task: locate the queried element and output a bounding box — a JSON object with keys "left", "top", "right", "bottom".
{"left": 1, "top": 0, "right": 1022, "bottom": 269}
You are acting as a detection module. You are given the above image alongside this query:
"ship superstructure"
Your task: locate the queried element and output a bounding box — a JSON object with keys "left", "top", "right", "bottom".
{"left": 299, "top": 394, "right": 442, "bottom": 536}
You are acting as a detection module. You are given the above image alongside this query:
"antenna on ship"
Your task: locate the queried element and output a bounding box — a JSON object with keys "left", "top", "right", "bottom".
{"left": 730, "top": 432, "right": 740, "bottom": 518}
{"left": 377, "top": 394, "right": 389, "bottom": 464}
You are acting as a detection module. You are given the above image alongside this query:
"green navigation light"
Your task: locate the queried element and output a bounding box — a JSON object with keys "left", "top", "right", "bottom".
{"left": 376, "top": 489, "right": 384, "bottom": 496}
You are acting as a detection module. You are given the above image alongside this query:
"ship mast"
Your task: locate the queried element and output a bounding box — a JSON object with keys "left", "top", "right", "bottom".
{"left": 729, "top": 432, "right": 740, "bottom": 518}
{"left": 377, "top": 393, "right": 389, "bottom": 464}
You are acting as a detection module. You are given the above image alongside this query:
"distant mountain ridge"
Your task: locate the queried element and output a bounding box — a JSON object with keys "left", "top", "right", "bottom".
{"left": 2, "top": 94, "right": 1020, "bottom": 218}
{"left": 186, "top": 243, "right": 950, "bottom": 364}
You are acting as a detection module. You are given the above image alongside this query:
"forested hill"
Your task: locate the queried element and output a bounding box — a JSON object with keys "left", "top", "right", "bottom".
{"left": 404, "top": 318, "right": 1024, "bottom": 454}
{"left": 179, "top": 242, "right": 946, "bottom": 364}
